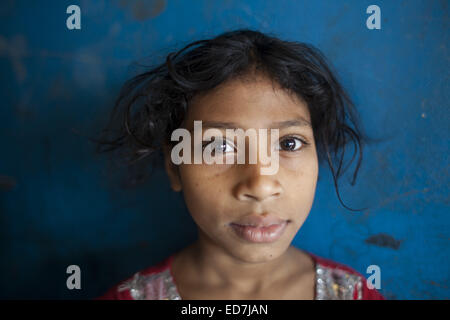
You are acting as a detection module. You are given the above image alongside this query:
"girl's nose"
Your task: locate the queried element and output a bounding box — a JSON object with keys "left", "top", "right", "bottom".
{"left": 233, "top": 164, "right": 283, "bottom": 202}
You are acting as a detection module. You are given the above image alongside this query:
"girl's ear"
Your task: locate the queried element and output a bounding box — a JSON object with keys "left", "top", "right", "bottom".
{"left": 162, "top": 144, "right": 182, "bottom": 192}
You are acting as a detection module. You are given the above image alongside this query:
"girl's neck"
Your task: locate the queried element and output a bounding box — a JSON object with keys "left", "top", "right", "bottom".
{"left": 177, "top": 237, "right": 306, "bottom": 295}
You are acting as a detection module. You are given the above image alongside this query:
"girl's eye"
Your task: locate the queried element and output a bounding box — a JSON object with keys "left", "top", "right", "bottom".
{"left": 202, "top": 138, "right": 235, "bottom": 154}
{"left": 277, "top": 136, "right": 306, "bottom": 152}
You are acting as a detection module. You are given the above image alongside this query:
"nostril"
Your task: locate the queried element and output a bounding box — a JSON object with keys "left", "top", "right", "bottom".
{"left": 234, "top": 180, "right": 283, "bottom": 202}
{"left": 243, "top": 194, "right": 259, "bottom": 201}
{"left": 242, "top": 191, "right": 281, "bottom": 201}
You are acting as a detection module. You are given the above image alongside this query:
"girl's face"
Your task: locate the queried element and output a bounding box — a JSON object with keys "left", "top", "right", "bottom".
{"left": 164, "top": 75, "right": 319, "bottom": 264}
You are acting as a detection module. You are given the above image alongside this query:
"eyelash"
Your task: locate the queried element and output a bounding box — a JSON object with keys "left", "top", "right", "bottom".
{"left": 201, "top": 135, "right": 310, "bottom": 153}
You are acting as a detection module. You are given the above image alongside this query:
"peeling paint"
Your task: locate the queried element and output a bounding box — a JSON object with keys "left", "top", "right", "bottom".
{"left": 423, "top": 280, "right": 449, "bottom": 289}
{"left": 0, "top": 175, "right": 17, "bottom": 191}
{"left": 118, "top": 0, "right": 166, "bottom": 21}
{"left": 365, "top": 233, "right": 402, "bottom": 250}
{"left": 0, "top": 34, "right": 28, "bottom": 84}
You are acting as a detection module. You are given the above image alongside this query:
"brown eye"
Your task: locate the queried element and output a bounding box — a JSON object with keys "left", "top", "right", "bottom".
{"left": 278, "top": 137, "right": 304, "bottom": 151}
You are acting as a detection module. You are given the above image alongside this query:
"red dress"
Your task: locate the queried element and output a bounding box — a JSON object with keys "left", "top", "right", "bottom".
{"left": 97, "top": 251, "right": 385, "bottom": 300}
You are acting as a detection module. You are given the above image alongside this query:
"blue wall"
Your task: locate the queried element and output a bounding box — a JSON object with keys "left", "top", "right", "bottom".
{"left": 0, "top": 0, "right": 448, "bottom": 299}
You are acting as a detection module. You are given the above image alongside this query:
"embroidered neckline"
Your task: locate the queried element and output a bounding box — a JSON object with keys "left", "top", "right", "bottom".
{"left": 118, "top": 253, "right": 363, "bottom": 300}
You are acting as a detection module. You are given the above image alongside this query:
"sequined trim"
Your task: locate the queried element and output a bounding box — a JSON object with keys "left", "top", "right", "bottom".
{"left": 117, "top": 269, "right": 181, "bottom": 300}
{"left": 116, "top": 261, "right": 363, "bottom": 300}
{"left": 315, "top": 263, "right": 363, "bottom": 300}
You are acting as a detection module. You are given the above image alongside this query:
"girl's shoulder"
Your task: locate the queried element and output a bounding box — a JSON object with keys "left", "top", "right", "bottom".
{"left": 306, "top": 251, "right": 385, "bottom": 300}
{"left": 95, "top": 254, "right": 180, "bottom": 300}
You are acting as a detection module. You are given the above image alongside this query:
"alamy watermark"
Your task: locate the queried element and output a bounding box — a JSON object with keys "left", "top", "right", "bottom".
{"left": 66, "top": 264, "right": 81, "bottom": 290}
{"left": 65, "top": 4, "right": 381, "bottom": 31}
{"left": 366, "top": 264, "right": 381, "bottom": 289}
{"left": 170, "top": 120, "right": 281, "bottom": 175}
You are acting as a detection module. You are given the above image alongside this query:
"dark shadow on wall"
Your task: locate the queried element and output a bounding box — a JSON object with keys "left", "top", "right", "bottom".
{"left": 0, "top": 80, "right": 197, "bottom": 299}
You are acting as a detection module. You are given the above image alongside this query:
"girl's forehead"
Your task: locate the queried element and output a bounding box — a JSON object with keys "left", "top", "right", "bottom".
{"left": 186, "top": 78, "right": 311, "bottom": 126}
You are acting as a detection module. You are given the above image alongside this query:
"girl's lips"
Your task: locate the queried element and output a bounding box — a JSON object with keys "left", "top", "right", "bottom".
{"left": 231, "top": 214, "right": 288, "bottom": 228}
{"left": 230, "top": 221, "right": 289, "bottom": 243}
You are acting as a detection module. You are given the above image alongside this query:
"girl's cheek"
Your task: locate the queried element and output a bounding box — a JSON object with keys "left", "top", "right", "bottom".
{"left": 182, "top": 151, "right": 318, "bottom": 187}
{"left": 197, "top": 154, "right": 237, "bottom": 175}
{"left": 279, "top": 153, "right": 318, "bottom": 174}
{"left": 180, "top": 163, "right": 233, "bottom": 194}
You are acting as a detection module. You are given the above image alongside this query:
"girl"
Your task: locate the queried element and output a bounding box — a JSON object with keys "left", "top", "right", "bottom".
{"left": 95, "top": 29, "right": 385, "bottom": 300}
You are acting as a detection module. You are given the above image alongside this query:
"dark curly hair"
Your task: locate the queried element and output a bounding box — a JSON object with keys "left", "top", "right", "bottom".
{"left": 92, "top": 28, "right": 369, "bottom": 211}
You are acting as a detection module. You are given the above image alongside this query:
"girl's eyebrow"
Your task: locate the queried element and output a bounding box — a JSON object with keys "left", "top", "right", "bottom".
{"left": 199, "top": 117, "right": 312, "bottom": 130}
{"left": 271, "top": 118, "right": 312, "bottom": 128}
